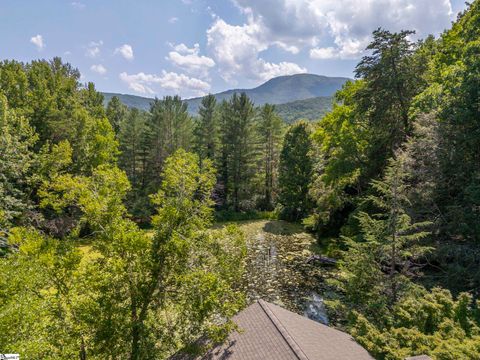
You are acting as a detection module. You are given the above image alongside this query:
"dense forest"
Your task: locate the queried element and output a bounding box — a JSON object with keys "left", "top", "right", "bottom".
{"left": 1, "top": 1, "right": 480, "bottom": 359}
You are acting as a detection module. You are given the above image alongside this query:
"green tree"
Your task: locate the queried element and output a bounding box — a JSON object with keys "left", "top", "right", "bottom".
{"left": 24, "top": 58, "right": 81, "bottom": 143}
{"left": 0, "top": 95, "right": 37, "bottom": 228}
{"left": 33, "top": 150, "right": 245, "bottom": 359}
{"left": 145, "top": 96, "right": 193, "bottom": 190}
{"left": 119, "top": 108, "right": 147, "bottom": 189}
{"left": 118, "top": 108, "right": 150, "bottom": 219}
{"left": 337, "top": 156, "right": 431, "bottom": 314}
{"left": 218, "top": 93, "right": 257, "bottom": 211}
{"left": 355, "top": 28, "right": 425, "bottom": 140}
{"left": 349, "top": 287, "right": 480, "bottom": 360}
{"left": 79, "top": 82, "right": 105, "bottom": 119}
{"left": 278, "top": 120, "right": 313, "bottom": 221}
{"left": 257, "top": 104, "right": 283, "bottom": 210}
{"left": 413, "top": 1, "right": 480, "bottom": 241}
{"left": 194, "top": 94, "right": 218, "bottom": 162}
{"left": 0, "top": 59, "right": 29, "bottom": 109}
{"left": 309, "top": 29, "right": 429, "bottom": 235}
{"left": 106, "top": 95, "right": 127, "bottom": 135}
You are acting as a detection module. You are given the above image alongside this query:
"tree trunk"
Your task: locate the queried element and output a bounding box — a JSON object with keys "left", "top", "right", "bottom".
{"left": 79, "top": 338, "right": 87, "bottom": 360}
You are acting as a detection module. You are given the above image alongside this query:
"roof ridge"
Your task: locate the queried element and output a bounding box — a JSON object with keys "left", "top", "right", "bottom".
{"left": 258, "top": 300, "right": 310, "bottom": 360}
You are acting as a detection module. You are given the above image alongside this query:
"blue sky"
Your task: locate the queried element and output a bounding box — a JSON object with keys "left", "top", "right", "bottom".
{"left": 0, "top": 0, "right": 468, "bottom": 98}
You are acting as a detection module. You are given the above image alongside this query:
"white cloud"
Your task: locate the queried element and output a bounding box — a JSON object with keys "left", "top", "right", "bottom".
{"left": 207, "top": 18, "right": 306, "bottom": 83}
{"left": 230, "top": 0, "right": 454, "bottom": 60}
{"left": 169, "top": 17, "right": 179, "bottom": 24}
{"left": 114, "top": 44, "right": 134, "bottom": 61}
{"left": 86, "top": 40, "right": 103, "bottom": 58}
{"left": 309, "top": 47, "right": 337, "bottom": 60}
{"left": 71, "top": 2, "right": 85, "bottom": 9}
{"left": 119, "top": 71, "right": 210, "bottom": 97}
{"left": 166, "top": 43, "right": 215, "bottom": 78}
{"left": 30, "top": 34, "right": 44, "bottom": 51}
{"left": 90, "top": 64, "right": 107, "bottom": 75}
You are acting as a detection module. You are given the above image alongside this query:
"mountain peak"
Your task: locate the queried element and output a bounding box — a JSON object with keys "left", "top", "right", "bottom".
{"left": 102, "top": 73, "right": 350, "bottom": 114}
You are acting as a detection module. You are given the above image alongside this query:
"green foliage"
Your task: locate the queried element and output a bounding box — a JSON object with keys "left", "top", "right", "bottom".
{"left": 0, "top": 57, "right": 118, "bottom": 177}
{"left": 412, "top": 1, "right": 480, "bottom": 241}
{"left": 310, "top": 29, "right": 427, "bottom": 236}
{"left": 0, "top": 94, "right": 38, "bottom": 227}
{"left": 275, "top": 96, "right": 333, "bottom": 123}
{"left": 3, "top": 3, "right": 480, "bottom": 356}
{"left": 218, "top": 93, "right": 258, "bottom": 211}
{"left": 215, "top": 209, "right": 278, "bottom": 222}
{"left": 1, "top": 150, "right": 246, "bottom": 359}
{"left": 335, "top": 156, "right": 432, "bottom": 316}
{"left": 0, "top": 227, "right": 92, "bottom": 359}
{"left": 349, "top": 287, "right": 480, "bottom": 359}
{"left": 194, "top": 94, "right": 218, "bottom": 162}
{"left": 145, "top": 96, "right": 193, "bottom": 188}
{"left": 257, "top": 104, "right": 284, "bottom": 210}
{"left": 106, "top": 95, "right": 128, "bottom": 134}
{"left": 112, "top": 95, "right": 194, "bottom": 220}
{"left": 277, "top": 120, "right": 313, "bottom": 221}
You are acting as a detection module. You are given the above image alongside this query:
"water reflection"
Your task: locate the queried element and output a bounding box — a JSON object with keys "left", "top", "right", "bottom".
{"left": 304, "top": 292, "right": 329, "bottom": 325}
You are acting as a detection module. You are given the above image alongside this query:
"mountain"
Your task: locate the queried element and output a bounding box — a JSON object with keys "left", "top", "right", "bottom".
{"left": 276, "top": 96, "right": 334, "bottom": 123}
{"left": 102, "top": 73, "right": 348, "bottom": 118}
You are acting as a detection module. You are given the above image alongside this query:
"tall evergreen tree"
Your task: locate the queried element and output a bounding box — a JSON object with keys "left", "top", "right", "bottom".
{"left": 194, "top": 94, "right": 218, "bottom": 162}
{"left": 258, "top": 104, "right": 283, "bottom": 210}
{"left": 119, "top": 108, "right": 147, "bottom": 189}
{"left": 145, "top": 96, "right": 193, "bottom": 190}
{"left": 219, "top": 93, "right": 257, "bottom": 211}
{"left": 106, "top": 95, "right": 127, "bottom": 135}
{"left": 339, "top": 156, "right": 431, "bottom": 314}
{"left": 278, "top": 121, "right": 313, "bottom": 221}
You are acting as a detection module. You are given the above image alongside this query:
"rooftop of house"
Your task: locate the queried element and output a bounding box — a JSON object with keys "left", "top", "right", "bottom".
{"left": 171, "top": 299, "right": 373, "bottom": 360}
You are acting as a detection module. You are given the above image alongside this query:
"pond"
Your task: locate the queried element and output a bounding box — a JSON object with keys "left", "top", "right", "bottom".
{"left": 236, "top": 220, "right": 333, "bottom": 325}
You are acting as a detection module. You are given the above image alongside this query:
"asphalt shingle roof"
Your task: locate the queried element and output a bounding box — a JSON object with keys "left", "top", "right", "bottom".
{"left": 172, "top": 300, "right": 373, "bottom": 360}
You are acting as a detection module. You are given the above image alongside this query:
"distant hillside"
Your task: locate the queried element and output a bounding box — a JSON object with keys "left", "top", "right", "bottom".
{"left": 184, "top": 73, "right": 348, "bottom": 113}
{"left": 102, "top": 92, "right": 153, "bottom": 111}
{"left": 276, "top": 96, "right": 333, "bottom": 123}
{"left": 102, "top": 73, "right": 348, "bottom": 118}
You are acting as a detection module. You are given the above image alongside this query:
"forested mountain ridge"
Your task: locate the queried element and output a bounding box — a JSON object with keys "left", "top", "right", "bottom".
{"left": 275, "top": 96, "right": 333, "bottom": 123}
{"left": 102, "top": 73, "right": 346, "bottom": 115}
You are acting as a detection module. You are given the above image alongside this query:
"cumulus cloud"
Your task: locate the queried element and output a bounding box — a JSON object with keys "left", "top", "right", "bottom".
{"left": 85, "top": 40, "right": 103, "bottom": 58}
{"left": 30, "top": 34, "right": 44, "bottom": 51}
{"left": 207, "top": 18, "right": 306, "bottom": 82}
{"left": 90, "top": 64, "right": 107, "bottom": 75}
{"left": 231, "top": 0, "right": 454, "bottom": 60}
{"left": 119, "top": 71, "right": 210, "bottom": 97}
{"left": 166, "top": 43, "right": 215, "bottom": 78}
{"left": 114, "top": 44, "right": 134, "bottom": 61}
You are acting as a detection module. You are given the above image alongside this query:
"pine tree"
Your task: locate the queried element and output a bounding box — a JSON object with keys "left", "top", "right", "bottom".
{"left": 145, "top": 96, "right": 193, "bottom": 190}
{"left": 219, "top": 93, "right": 257, "bottom": 211}
{"left": 194, "top": 94, "right": 218, "bottom": 162}
{"left": 278, "top": 121, "right": 313, "bottom": 221}
{"left": 258, "top": 104, "right": 283, "bottom": 210}
{"left": 340, "top": 155, "right": 432, "bottom": 312}
{"left": 119, "top": 108, "right": 147, "bottom": 189}
{"left": 106, "top": 95, "right": 127, "bottom": 135}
